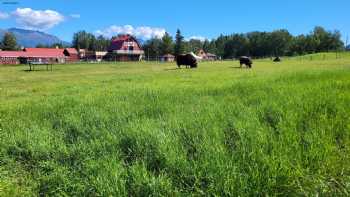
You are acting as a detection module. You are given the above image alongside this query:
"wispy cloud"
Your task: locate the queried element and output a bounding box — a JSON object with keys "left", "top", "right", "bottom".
{"left": 187, "top": 36, "right": 207, "bottom": 42}
{"left": 0, "top": 11, "right": 9, "bottom": 19}
{"left": 70, "top": 14, "right": 80, "bottom": 19}
{"left": 12, "top": 8, "right": 64, "bottom": 30}
{"left": 96, "top": 25, "right": 166, "bottom": 40}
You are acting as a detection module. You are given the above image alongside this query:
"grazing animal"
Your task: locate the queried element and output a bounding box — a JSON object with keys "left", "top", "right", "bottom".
{"left": 273, "top": 57, "right": 281, "bottom": 62}
{"left": 239, "top": 56, "right": 253, "bottom": 68}
{"left": 176, "top": 54, "right": 198, "bottom": 68}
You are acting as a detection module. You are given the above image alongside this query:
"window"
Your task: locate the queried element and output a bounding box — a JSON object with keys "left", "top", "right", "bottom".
{"left": 125, "top": 42, "right": 134, "bottom": 47}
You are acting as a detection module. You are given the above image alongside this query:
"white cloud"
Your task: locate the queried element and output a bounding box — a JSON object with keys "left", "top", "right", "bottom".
{"left": 96, "top": 25, "right": 166, "bottom": 40}
{"left": 0, "top": 11, "right": 9, "bottom": 19}
{"left": 187, "top": 36, "right": 207, "bottom": 42}
{"left": 70, "top": 14, "right": 80, "bottom": 19}
{"left": 12, "top": 8, "right": 64, "bottom": 30}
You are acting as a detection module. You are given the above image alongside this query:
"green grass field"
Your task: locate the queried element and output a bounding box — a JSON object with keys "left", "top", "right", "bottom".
{"left": 1, "top": 53, "right": 350, "bottom": 196}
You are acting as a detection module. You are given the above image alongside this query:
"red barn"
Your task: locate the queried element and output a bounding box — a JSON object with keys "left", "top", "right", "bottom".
{"left": 106, "top": 34, "right": 144, "bottom": 61}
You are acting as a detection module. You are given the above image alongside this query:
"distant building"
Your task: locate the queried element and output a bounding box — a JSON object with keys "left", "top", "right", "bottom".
{"left": 79, "top": 49, "right": 86, "bottom": 59}
{"left": 0, "top": 48, "right": 79, "bottom": 65}
{"left": 106, "top": 34, "right": 144, "bottom": 61}
{"left": 64, "top": 48, "right": 79, "bottom": 62}
{"left": 23, "top": 48, "right": 67, "bottom": 64}
{"left": 160, "top": 54, "right": 175, "bottom": 62}
{"left": 84, "top": 51, "right": 108, "bottom": 62}
{"left": 0, "top": 51, "right": 26, "bottom": 65}
{"left": 197, "top": 49, "right": 217, "bottom": 61}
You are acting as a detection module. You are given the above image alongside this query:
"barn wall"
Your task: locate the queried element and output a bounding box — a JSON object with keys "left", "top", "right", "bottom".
{"left": 0, "top": 57, "right": 20, "bottom": 65}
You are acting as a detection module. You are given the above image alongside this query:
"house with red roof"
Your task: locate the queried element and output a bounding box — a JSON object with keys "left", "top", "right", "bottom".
{"left": 106, "top": 34, "right": 144, "bottom": 61}
{"left": 0, "top": 51, "right": 27, "bottom": 65}
{"left": 23, "top": 48, "right": 66, "bottom": 63}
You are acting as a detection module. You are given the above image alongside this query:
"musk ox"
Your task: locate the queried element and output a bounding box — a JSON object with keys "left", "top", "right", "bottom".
{"left": 176, "top": 53, "right": 198, "bottom": 68}
{"left": 239, "top": 56, "right": 253, "bottom": 68}
{"left": 273, "top": 57, "right": 281, "bottom": 62}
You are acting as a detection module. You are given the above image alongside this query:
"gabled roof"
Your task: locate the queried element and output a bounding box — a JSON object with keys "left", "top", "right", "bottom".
{"left": 65, "top": 48, "right": 78, "bottom": 55}
{"left": 108, "top": 34, "right": 142, "bottom": 51}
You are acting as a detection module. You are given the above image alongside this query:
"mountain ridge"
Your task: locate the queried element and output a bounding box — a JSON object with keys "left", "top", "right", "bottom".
{"left": 0, "top": 28, "right": 71, "bottom": 48}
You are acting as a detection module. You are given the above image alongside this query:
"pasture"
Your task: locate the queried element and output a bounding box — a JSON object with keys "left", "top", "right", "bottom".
{"left": 0, "top": 53, "right": 350, "bottom": 196}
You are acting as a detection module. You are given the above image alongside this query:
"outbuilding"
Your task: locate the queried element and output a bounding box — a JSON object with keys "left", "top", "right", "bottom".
{"left": 160, "top": 54, "right": 175, "bottom": 62}
{"left": 197, "top": 49, "right": 217, "bottom": 61}
{"left": 64, "top": 48, "right": 79, "bottom": 62}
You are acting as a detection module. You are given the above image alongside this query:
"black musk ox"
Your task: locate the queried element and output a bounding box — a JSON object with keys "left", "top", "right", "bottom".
{"left": 273, "top": 57, "right": 281, "bottom": 62}
{"left": 239, "top": 56, "right": 253, "bottom": 68}
{"left": 176, "top": 54, "right": 198, "bottom": 68}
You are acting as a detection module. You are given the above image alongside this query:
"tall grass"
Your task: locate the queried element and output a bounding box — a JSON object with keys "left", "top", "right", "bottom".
{"left": 0, "top": 55, "right": 350, "bottom": 196}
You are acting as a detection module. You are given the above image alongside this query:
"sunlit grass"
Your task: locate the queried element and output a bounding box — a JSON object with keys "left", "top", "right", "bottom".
{"left": 0, "top": 54, "right": 350, "bottom": 196}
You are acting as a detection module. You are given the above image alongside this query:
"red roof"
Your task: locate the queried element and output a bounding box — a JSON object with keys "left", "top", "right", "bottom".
{"left": 0, "top": 51, "right": 27, "bottom": 58}
{"left": 65, "top": 48, "right": 78, "bottom": 55}
{"left": 108, "top": 34, "right": 142, "bottom": 51}
{"left": 0, "top": 48, "right": 79, "bottom": 58}
{"left": 23, "top": 48, "right": 66, "bottom": 58}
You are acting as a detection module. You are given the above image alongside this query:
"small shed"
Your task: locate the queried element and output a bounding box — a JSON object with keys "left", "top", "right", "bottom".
{"left": 64, "top": 48, "right": 79, "bottom": 62}
{"left": 160, "top": 54, "right": 175, "bottom": 62}
{"left": 84, "top": 51, "right": 108, "bottom": 61}
{"left": 206, "top": 53, "right": 217, "bottom": 61}
{"left": 197, "top": 49, "right": 217, "bottom": 61}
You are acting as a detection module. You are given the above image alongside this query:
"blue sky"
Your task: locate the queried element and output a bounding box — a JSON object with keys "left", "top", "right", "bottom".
{"left": 0, "top": 0, "right": 349, "bottom": 43}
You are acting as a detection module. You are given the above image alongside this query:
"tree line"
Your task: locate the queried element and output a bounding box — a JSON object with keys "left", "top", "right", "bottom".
{"left": 143, "top": 26, "right": 345, "bottom": 59}
{"left": 1, "top": 26, "right": 346, "bottom": 59}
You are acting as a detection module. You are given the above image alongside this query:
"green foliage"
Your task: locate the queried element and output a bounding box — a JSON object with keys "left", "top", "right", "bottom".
{"left": 1, "top": 32, "right": 18, "bottom": 51}
{"left": 160, "top": 32, "right": 174, "bottom": 55}
{"left": 185, "top": 39, "right": 203, "bottom": 53}
{"left": 0, "top": 54, "right": 350, "bottom": 196}
{"left": 143, "top": 38, "right": 162, "bottom": 59}
{"left": 223, "top": 34, "right": 249, "bottom": 58}
{"left": 72, "top": 31, "right": 110, "bottom": 51}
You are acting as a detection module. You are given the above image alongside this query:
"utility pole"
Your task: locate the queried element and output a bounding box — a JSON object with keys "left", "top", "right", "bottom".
{"left": 147, "top": 48, "right": 149, "bottom": 62}
{"left": 346, "top": 35, "right": 349, "bottom": 50}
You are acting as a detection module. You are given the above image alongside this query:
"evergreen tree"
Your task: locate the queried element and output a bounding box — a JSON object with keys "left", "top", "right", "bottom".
{"left": 174, "top": 29, "right": 184, "bottom": 56}
{"left": 1, "top": 32, "right": 17, "bottom": 51}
